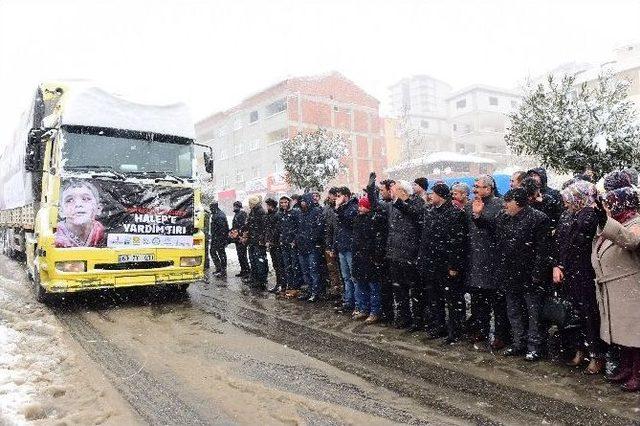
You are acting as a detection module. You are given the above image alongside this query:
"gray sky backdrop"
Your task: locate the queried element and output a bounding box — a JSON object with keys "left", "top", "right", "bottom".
{"left": 1, "top": 0, "right": 639, "bottom": 147}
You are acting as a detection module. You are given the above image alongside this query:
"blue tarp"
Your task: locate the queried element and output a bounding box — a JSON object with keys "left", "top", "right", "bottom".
{"left": 428, "top": 173, "right": 511, "bottom": 197}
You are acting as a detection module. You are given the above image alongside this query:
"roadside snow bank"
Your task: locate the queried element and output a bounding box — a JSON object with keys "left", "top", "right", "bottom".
{"left": 0, "top": 274, "right": 134, "bottom": 425}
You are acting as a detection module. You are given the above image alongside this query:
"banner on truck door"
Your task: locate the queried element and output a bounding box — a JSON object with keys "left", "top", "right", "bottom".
{"left": 54, "top": 178, "right": 194, "bottom": 248}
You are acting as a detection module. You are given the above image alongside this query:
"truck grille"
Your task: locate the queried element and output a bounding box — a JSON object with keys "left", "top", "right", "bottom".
{"left": 94, "top": 261, "right": 174, "bottom": 270}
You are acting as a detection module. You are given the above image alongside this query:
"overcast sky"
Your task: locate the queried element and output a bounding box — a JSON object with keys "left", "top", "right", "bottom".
{"left": 1, "top": 0, "right": 639, "bottom": 146}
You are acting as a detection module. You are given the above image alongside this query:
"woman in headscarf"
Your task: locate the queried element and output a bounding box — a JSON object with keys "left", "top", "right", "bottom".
{"left": 554, "top": 180, "right": 604, "bottom": 373}
{"left": 592, "top": 187, "right": 640, "bottom": 391}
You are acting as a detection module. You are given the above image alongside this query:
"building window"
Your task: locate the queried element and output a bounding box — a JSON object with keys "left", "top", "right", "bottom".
{"left": 235, "top": 170, "right": 244, "bottom": 183}
{"left": 511, "top": 100, "right": 517, "bottom": 108}
{"left": 233, "top": 117, "right": 243, "bottom": 130}
{"left": 452, "top": 124, "right": 458, "bottom": 132}
{"left": 249, "top": 139, "right": 260, "bottom": 151}
{"left": 456, "top": 99, "right": 466, "bottom": 109}
{"left": 420, "top": 120, "right": 429, "bottom": 129}
{"left": 251, "top": 165, "right": 259, "bottom": 178}
{"left": 489, "top": 96, "right": 499, "bottom": 106}
{"left": 265, "top": 98, "right": 287, "bottom": 116}
{"left": 234, "top": 143, "right": 244, "bottom": 156}
{"left": 249, "top": 110, "right": 259, "bottom": 123}
{"left": 221, "top": 175, "right": 229, "bottom": 188}
{"left": 219, "top": 149, "right": 227, "bottom": 159}
{"left": 267, "top": 128, "right": 288, "bottom": 144}
{"left": 333, "top": 105, "right": 339, "bottom": 112}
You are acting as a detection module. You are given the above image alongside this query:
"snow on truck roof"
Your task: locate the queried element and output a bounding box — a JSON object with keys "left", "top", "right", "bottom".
{"left": 59, "top": 84, "right": 195, "bottom": 139}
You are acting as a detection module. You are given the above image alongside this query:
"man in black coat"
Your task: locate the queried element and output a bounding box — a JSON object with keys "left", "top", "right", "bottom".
{"left": 278, "top": 196, "right": 303, "bottom": 298}
{"left": 386, "top": 179, "right": 424, "bottom": 329}
{"left": 209, "top": 202, "right": 230, "bottom": 278}
{"left": 230, "top": 201, "right": 251, "bottom": 277}
{"left": 264, "top": 198, "right": 284, "bottom": 293}
{"left": 527, "top": 167, "right": 563, "bottom": 214}
{"left": 473, "top": 188, "right": 552, "bottom": 361}
{"left": 523, "top": 176, "right": 562, "bottom": 231}
{"left": 418, "top": 183, "right": 468, "bottom": 343}
{"left": 242, "top": 196, "right": 268, "bottom": 288}
{"left": 464, "top": 175, "right": 510, "bottom": 350}
{"left": 366, "top": 173, "right": 395, "bottom": 324}
{"left": 295, "top": 193, "right": 325, "bottom": 302}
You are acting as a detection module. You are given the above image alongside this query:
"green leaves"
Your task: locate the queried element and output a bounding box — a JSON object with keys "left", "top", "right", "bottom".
{"left": 505, "top": 73, "right": 640, "bottom": 179}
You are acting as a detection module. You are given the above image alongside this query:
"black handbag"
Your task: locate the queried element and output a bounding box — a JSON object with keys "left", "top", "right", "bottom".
{"left": 542, "top": 291, "right": 581, "bottom": 330}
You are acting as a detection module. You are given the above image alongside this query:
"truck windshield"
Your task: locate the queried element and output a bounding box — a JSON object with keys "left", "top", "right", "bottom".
{"left": 61, "top": 128, "right": 193, "bottom": 179}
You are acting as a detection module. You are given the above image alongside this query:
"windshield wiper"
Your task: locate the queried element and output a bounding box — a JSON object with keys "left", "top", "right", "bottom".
{"left": 64, "top": 165, "right": 126, "bottom": 180}
{"left": 126, "top": 171, "right": 185, "bottom": 183}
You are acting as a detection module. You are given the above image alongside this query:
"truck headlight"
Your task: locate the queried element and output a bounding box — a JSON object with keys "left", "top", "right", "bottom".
{"left": 180, "top": 256, "right": 202, "bottom": 267}
{"left": 55, "top": 261, "right": 87, "bottom": 272}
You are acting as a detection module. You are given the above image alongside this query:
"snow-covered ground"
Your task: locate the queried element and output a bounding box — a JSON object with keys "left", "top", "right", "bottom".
{"left": 0, "top": 271, "right": 136, "bottom": 425}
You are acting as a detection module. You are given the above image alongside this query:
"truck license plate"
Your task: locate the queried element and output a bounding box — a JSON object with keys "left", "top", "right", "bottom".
{"left": 118, "top": 254, "right": 155, "bottom": 263}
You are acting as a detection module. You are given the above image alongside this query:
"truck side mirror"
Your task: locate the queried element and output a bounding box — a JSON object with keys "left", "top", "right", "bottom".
{"left": 204, "top": 151, "right": 214, "bottom": 174}
{"left": 25, "top": 129, "right": 44, "bottom": 172}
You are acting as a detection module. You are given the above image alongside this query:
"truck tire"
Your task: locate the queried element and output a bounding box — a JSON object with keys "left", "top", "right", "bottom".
{"left": 176, "top": 283, "right": 190, "bottom": 293}
{"left": 33, "top": 269, "right": 50, "bottom": 304}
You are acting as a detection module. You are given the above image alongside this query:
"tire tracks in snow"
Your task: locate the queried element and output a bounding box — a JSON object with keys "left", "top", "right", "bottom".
{"left": 55, "top": 311, "right": 216, "bottom": 425}
{"left": 190, "top": 288, "right": 636, "bottom": 425}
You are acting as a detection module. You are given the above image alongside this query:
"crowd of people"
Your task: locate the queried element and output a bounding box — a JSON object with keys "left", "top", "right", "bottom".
{"left": 204, "top": 166, "right": 640, "bottom": 393}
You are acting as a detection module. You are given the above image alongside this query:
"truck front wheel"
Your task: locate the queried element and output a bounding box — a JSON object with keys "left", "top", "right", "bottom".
{"left": 33, "top": 269, "right": 50, "bottom": 304}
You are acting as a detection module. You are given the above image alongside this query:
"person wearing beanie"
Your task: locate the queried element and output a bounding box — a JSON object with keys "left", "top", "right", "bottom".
{"left": 241, "top": 196, "right": 268, "bottom": 288}
{"left": 464, "top": 175, "right": 509, "bottom": 350}
{"left": 603, "top": 170, "right": 633, "bottom": 192}
{"left": 333, "top": 187, "right": 359, "bottom": 313}
{"left": 264, "top": 198, "right": 285, "bottom": 293}
{"left": 473, "top": 186, "right": 552, "bottom": 361}
{"left": 418, "top": 182, "right": 468, "bottom": 343}
{"left": 413, "top": 177, "right": 429, "bottom": 204}
{"left": 387, "top": 179, "right": 424, "bottom": 329}
{"left": 278, "top": 196, "right": 303, "bottom": 298}
{"left": 230, "top": 200, "right": 251, "bottom": 277}
{"left": 350, "top": 195, "right": 387, "bottom": 324}
{"left": 209, "top": 201, "right": 230, "bottom": 278}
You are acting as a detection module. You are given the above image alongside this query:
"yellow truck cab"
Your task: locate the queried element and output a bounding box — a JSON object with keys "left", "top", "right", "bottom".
{"left": 0, "top": 82, "right": 211, "bottom": 302}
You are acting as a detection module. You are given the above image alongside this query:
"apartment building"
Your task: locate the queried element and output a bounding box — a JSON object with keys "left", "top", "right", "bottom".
{"left": 195, "top": 72, "right": 386, "bottom": 205}
{"left": 447, "top": 85, "right": 521, "bottom": 156}
{"left": 388, "top": 75, "right": 453, "bottom": 157}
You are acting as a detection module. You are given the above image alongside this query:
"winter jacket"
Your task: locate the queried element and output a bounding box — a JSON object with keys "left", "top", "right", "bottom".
{"left": 264, "top": 209, "right": 282, "bottom": 246}
{"left": 592, "top": 216, "right": 640, "bottom": 347}
{"left": 464, "top": 195, "right": 503, "bottom": 289}
{"left": 232, "top": 210, "right": 248, "bottom": 233}
{"left": 529, "top": 167, "right": 563, "bottom": 214}
{"left": 474, "top": 205, "right": 552, "bottom": 293}
{"left": 323, "top": 203, "right": 337, "bottom": 250}
{"left": 243, "top": 205, "right": 267, "bottom": 246}
{"left": 334, "top": 197, "right": 358, "bottom": 253}
{"left": 554, "top": 207, "right": 599, "bottom": 320}
{"left": 530, "top": 193, "right": 562, "bottom": 231}
{"left": 295, "top": 194, "right": 325, "bottom": 254}
{"left": 554, "top": 207, "right": 598, "bottom": 283}
{"left": 278, "top": 208, "right": 300, "bottom": 246}
{"left": 209, "top": 206, "right": 230, "bottom": 248}
{"left": 417, "top": 200, "right": 468, "bottom": 278}
{"left": 386, "top": 196, "right": 423, "bottom": 263}
{"left": 352, "top": 210, "right": 388, "bottom": 283}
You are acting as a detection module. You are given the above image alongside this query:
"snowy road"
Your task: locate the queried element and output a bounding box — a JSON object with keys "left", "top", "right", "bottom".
{"left": 1, "top": 255, "right": 639, "bottom": 425}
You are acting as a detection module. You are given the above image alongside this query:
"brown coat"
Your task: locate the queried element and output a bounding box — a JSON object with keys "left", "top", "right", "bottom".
{"left": 591, "top": 216, "right": 640, "bottom": 347}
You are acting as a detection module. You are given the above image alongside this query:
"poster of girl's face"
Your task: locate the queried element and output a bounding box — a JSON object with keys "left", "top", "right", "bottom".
{"left": 61, "top": 182, "right": 102, "bottom": 225}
